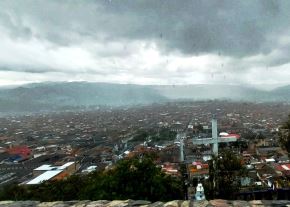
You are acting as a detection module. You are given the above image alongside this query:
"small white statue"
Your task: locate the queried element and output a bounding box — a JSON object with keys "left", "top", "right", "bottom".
{"left": 195, "top": 183, "right": 206, "bottom": 201}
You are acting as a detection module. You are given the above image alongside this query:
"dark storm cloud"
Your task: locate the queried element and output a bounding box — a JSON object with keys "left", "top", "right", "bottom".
{"left": 104, "top": 0, "right": 290, "bottom": 57}
{"left": 0, "top": 65, "right": 53, "bottom": 73}
{"left": 1, "top": 0, "right": 290, "bottom": 85}
{"left": 1, "top": 0, "right": 290, "bottom": 57}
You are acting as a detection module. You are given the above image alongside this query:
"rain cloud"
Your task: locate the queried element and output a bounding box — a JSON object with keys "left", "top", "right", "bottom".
{"left": 1, "top": 0, "right": 290, "bottom": 87}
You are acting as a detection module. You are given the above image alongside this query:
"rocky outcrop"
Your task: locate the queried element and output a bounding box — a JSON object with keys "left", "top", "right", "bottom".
{"left": 0, "top": 200, "right": 289, "bottom": 207}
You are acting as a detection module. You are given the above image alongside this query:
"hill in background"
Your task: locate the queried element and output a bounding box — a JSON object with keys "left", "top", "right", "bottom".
{"left": 0, "top": 82, "right": 289, "bottom": 114}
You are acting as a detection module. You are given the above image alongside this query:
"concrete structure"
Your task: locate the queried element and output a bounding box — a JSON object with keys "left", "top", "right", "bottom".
{"left": 192, "top": 116, "right": 238, "bottom": 155}
{"left": 27, "top": 170, "right": 63, "bottom": 185}
{"left": 177, "top": 133, "right": 186, "bottom": 162}
{"left": 27, "top": 162, "right": 78, "bottom": 185}
{"left": 1, "top": 200, "right": 290, "bottom": 206}
{"left": 82, "top": 165, "right": 97, "bottom": 174}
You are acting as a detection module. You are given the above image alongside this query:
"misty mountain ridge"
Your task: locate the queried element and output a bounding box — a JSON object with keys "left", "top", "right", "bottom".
{"left": 0, "top": 82, "right": 289, "bottom": 113}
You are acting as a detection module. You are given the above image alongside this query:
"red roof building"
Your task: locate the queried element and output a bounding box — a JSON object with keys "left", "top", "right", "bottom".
{"left": 7, "top": 146, "right": 32, "bottom": 158}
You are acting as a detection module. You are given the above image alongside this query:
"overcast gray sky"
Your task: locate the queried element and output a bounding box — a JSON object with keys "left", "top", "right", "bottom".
{"left": 1, "top": 0, "right": 290, "bottom": 87}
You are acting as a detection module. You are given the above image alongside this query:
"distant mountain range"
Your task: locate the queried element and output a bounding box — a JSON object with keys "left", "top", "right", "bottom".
{"left": 0, "top": 82, "right": 289, "bottom": 114}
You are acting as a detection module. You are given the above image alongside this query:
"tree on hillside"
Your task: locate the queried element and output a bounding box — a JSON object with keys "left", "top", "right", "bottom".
{"left": 279, "top": 115, "right": 290, "bottom": 155}
{"left": 131, "top": 128, "right": 177, "bottom": 143}
{"left": 151, "top": 128, "right": 177, "bottom": 142}
{"left": 82, "top": 153, "right": 184, "bottom": 201}
{"left": 0, "top": 153, "right": 184, "bottom": 202}
{"left": 0, "top": 184, "right": 29, "bottom": 201}
{"left": 204, "top": 150, "right": 246, "bottom": 200}
{"left": 132, "top": 130, "right": 150, "bottom": 142}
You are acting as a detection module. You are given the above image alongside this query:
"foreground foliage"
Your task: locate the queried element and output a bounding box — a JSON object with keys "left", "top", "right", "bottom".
{"left": 204, "top": 150, "right": 246, "bottom": 200}
{"left": 132, "top": 128, "right": 177, "bottom": 142}
{"left": 0, "top": 154, "right": 184, "bottom": 201}
{"left": 279, "top": 114, "right": 290, "bottom": 155}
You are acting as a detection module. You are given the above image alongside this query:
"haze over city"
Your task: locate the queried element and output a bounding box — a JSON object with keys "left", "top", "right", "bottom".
{"left": 1, "top": 1, "right": 290, "bottom": 205}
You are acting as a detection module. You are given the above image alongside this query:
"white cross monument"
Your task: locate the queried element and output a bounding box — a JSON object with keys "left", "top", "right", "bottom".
{"left": 177, "top": 132, "right": 186, "bottom": 162}
{"left": 192, "top": 115, "right": 238, "bottom": 156}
